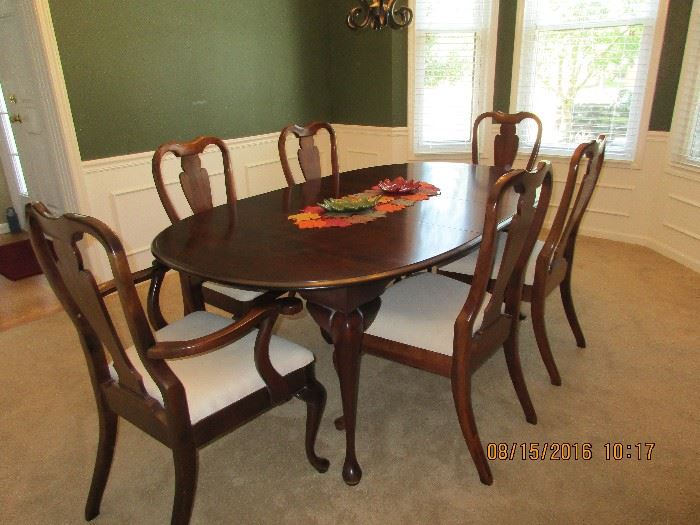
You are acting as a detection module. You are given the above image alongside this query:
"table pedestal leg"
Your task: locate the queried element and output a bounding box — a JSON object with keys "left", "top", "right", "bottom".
{"left": 306, "top": 296, "right": 382, "bottom": 486}
{"left": 329, "top": 309, "right": 364, "bottom": 485}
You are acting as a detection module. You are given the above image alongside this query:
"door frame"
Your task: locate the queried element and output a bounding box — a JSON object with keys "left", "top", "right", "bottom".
{"left": 0, "top": 0, "right": 88, "bottom": 224}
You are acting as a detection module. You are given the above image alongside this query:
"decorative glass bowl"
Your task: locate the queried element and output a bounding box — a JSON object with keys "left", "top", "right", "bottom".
{"left": 318, "top": 194, "right": 380, "bottom": 212}
{"left": 378, "top": 177, "right": 421, "bottom": 194}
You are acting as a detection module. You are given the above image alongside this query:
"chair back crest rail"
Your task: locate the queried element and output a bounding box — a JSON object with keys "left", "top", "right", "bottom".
{"left": 152, "top": 136, "right": 236, "bottom": 223}
{"left": 536, "top": 135, "right": 607, "bottom": 281}
{"left": 455, "top": 162, "right": 553, "bottom": 362}
{"left": 278, "top": 121, "right": 339, "bottom": 186}
{"left": 472, "top": 111, "right": 543, "bottom": 171}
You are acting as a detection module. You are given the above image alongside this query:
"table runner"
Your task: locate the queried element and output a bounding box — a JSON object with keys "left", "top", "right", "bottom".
{"left": 288, "top": 182, "right": 440, "bottom": 229}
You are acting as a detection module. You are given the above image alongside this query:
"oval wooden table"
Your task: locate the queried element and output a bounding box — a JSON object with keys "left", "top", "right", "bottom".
{"left": 152, "top": 161, "right": 512, "bottom": 485}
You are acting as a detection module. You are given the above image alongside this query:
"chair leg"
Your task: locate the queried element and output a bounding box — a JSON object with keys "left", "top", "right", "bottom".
{"left": 320, "top": 327, "right": 333, "bottom": 345}
{"left": 85, "top": 409, "right": 118, "bottom": 521}
{"left": 503, "top": 334, "right": 537, "bottom": 425}
{"left": 560, "top": 274, "right": 586, "bottom": 348}
{"left": 530, "top": 295, "right": 562, "bottom": 386}
{"left": 331, "top": 351, "right": 346, "bottom": 431}
{"left": 171, "top": 445, "right": 198, "bottom": 525}
{"left": 451, "top": 374, "right": 493, "bottom": 485}
{"left": 297, "top": 371, "right": 330, "bottom": 473}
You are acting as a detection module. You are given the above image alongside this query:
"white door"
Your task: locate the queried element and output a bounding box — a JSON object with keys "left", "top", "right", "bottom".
{"left": 0, "top": 0, "right": 67, "bottom": 228}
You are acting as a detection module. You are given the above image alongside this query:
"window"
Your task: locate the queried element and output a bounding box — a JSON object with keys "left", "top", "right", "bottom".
{"left": 670, "top": 0, "right": 700, "bottom": 169}
{"left": 513, "top": 0, "right": 660, "bottom": 160}
{"left": 412, "top": 0, "right": 495, "bottom": 154}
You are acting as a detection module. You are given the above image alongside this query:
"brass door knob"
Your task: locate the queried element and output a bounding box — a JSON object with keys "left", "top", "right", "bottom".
{"left": 9, "top": 114, "right": 22, "bottom": 124}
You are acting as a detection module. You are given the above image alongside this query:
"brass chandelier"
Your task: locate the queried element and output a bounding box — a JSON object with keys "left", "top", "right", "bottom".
{"left": 346, "top": 1, "right": 414, "bottom": 31}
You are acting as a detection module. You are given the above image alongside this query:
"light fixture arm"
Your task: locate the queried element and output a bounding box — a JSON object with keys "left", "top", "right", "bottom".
{"left": 347, "top": 1, "right": 414, "bottom": 31}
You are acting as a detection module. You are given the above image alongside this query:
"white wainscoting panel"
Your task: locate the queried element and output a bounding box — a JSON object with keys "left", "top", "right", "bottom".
{"left": 79, "top": 126, "right": 409, "bottom": 280}
{"left": 335, "top": 125, "right": 409, "bottom": 170}
{"left": 657, "top": 163, "right": 700, "bottom": 272}
{"left": 78, "top": 126, "right": 696, "bottom": 280}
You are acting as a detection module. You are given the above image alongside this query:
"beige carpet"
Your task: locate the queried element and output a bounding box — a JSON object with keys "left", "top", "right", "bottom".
{"left": 1, "top": 237, "right": 698, "bottom": 524}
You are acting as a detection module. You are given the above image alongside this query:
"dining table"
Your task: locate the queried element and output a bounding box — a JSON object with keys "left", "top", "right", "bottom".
{"left": 151, "top": 161, "right": 514, "bottom": 485}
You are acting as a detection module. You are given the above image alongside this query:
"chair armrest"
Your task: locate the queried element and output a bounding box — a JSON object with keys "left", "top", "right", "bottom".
{"left": 147, "top": 297, "right": 296, "bottom": 360}
{"left": 98, "top": 266, "right": 155, "bottom": 297}
{"left": 148, "top": 296, "right": 302, "bottom": 404}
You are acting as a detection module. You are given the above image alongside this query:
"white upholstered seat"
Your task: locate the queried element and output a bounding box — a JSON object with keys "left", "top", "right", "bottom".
{"left": 202, "top": 281, "right": 267, "bottom": 302}
{"left": 110, "top": 311, "right": 314, "bottom": 423}
{"left": 366, "top": 272, "right": 490, "bottom": 356}
{"left": 441, "top": 232, "right": 544, "bottom": 285}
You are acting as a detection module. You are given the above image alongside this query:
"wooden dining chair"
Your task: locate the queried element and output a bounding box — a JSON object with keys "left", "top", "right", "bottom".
{"left": 441, "top": 135, "right": 607, "bottom": 386}
{"left": 362, "top": 162, "right": 553, "bottom": 485}
{"left": 278, "top": 121, "right": 339, "bottom": 186}
{"left": 153, "top": 135, "right": 281, "bottom": 317}
{"left": 26, "top": 202, "right": 328, "bottom": 525}
{"left": 472, "top": 111, "right": 543, "bottom": 170}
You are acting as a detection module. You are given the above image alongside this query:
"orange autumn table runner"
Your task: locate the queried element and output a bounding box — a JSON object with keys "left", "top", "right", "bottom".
{"left": 288, "top": 181, "right": 441, "bottom": 229}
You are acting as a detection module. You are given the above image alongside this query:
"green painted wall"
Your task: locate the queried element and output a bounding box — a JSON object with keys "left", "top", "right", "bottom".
{"left": 649, "top": 0, "right": 693, "bottom": 130}
{"left": 49, "top": 1, "right": 332, "bottom": 160}
{"left": 493, "top": 0, "right": 517, "bottom": 112}
{"left": 328, "top": 0, "right": 408, "bottom": 127}
{"left": 49, "top": 0, "right": 692, "bottom": 161}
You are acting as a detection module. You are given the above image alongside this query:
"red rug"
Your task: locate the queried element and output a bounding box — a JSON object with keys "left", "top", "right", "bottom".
{"left": 0, "top": 238, "right": 43, "bottom": 281}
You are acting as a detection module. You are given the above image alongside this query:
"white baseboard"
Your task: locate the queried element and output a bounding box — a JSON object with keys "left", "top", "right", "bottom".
{"left": 643, "top": 237, "right": 700, "bottom": 274}
{"left": 578, "top": 226, "right": 700, "bottom": 273}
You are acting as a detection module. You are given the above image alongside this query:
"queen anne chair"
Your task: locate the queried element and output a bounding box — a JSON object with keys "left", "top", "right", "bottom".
{"left": 440, "top": 136, "right": 607, "bottom": 386}
{"left": 278, "top": 121, "right": 339, "bottom": 186}
{"left": 26, "top": 202, "right": 328, "bottom": 525}
{"left": 362, "top": 162, "right": 553, "bottom": 485}
{"left": 472, "top": 111, "right": 543, "bottom": 170}
{"left": 153, "top": 136, "right": 281, "bottom": 317}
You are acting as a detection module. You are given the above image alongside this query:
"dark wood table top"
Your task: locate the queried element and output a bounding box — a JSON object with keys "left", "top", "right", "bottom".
{"left": 151, "top": 162, "right": 510, "bottom": 291}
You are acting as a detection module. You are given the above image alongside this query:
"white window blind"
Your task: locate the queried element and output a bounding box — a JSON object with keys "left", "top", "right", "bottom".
{"left": 670, "top": 0, "right": 700, "bottom": 168}
{"left": 514, "top": 0, "right": 660, "bottom": 160}
{"left": 413, "top": 0, "right": 493, "bottom": 154}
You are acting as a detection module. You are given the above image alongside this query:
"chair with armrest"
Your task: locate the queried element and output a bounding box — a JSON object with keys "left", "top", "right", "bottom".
{"left": 361, "top": 162, "right": 553, "bottom": 485}
{"left": 472, "top": 111, "right": 543, "bottom": 170}
{"left": 153, "top": 135, "right": 282, "bottom": 317}
{"left": 440, "top": 135, "right": 607, "bottom": 385}
{"left": 26, "top": 202, "right": 328, "bottom": 525}
{"left": 278, "top": 121, "right": 339, "bottom": 186}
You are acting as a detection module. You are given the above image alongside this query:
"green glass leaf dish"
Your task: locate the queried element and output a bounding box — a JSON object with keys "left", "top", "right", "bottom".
{"left": 318, "top": 194, "right": 380, "bottom": 213}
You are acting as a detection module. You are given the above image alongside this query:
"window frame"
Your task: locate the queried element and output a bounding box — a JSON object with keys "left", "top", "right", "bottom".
{"left": 669, "top": 0, "right": 700, "bottom": 174}
{"left": 407, "top": 0, "right": 500, "bottom": 161}
{"left": 509, "top": 0, "right": 669, "bottom": 169}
